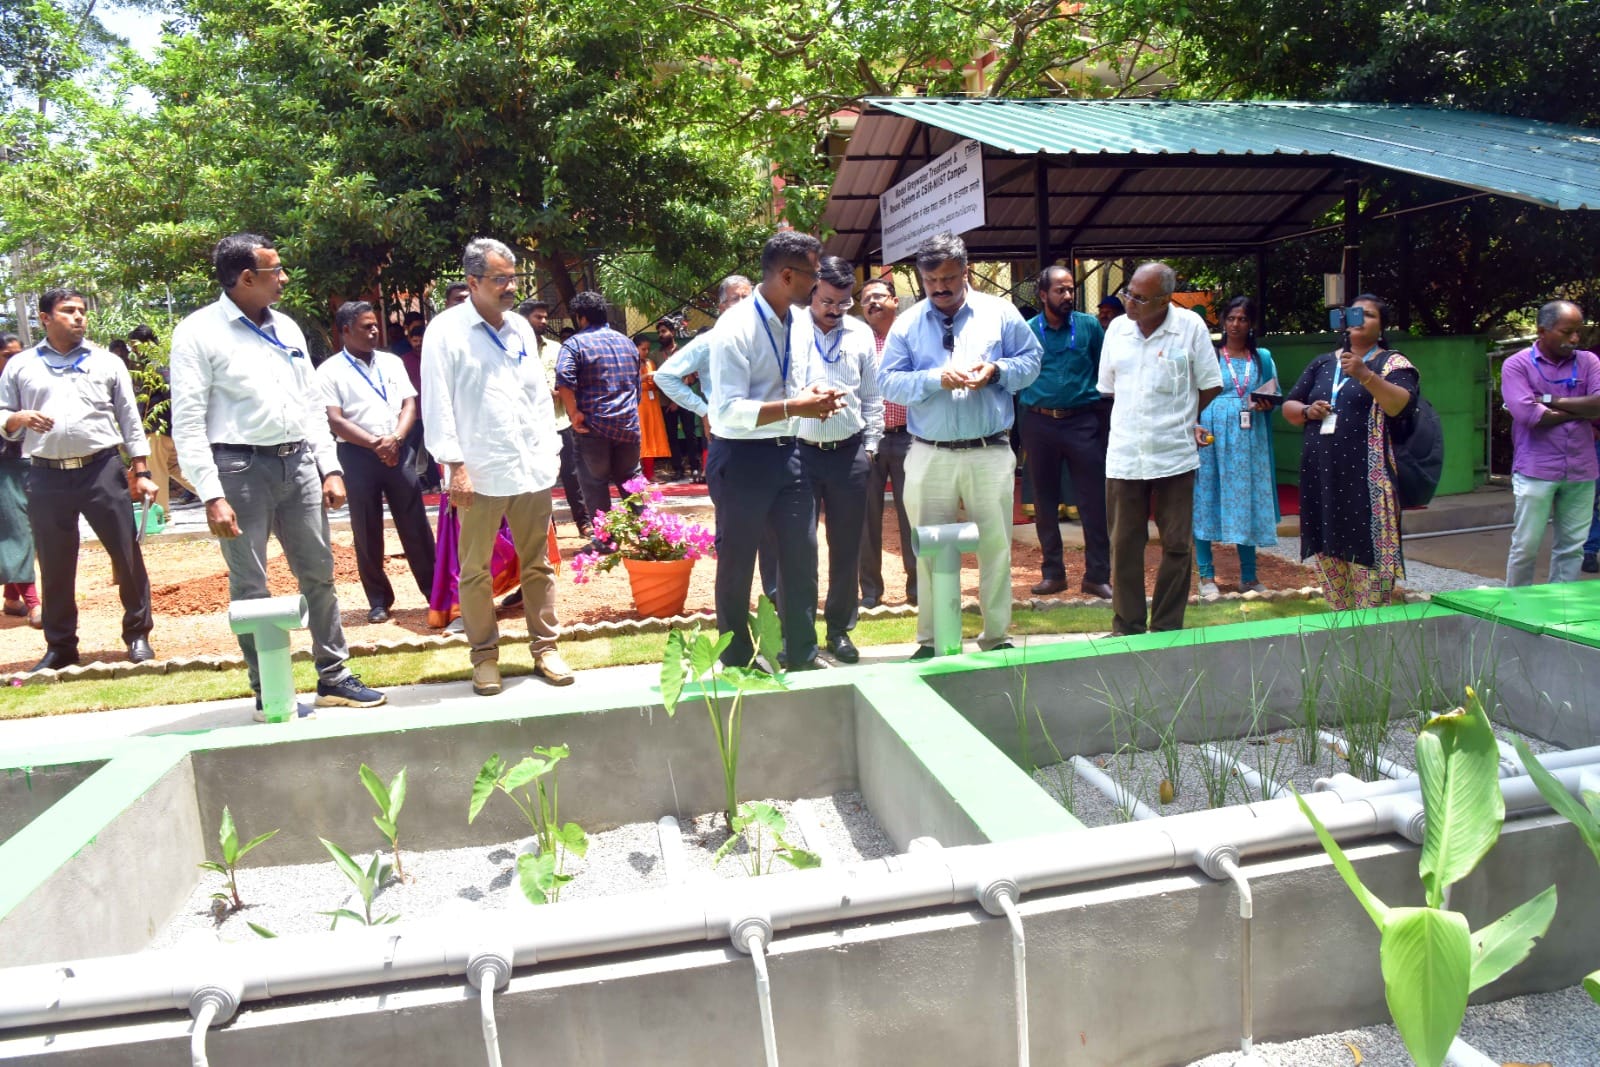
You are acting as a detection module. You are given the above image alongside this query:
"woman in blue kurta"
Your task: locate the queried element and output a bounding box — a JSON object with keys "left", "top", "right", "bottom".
{"left": 1194, "top": 296, "right": 1279, "bottom": 595}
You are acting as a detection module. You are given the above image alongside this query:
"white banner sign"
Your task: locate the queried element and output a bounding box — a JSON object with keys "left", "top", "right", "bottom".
{"left": 878, "top": 139, "right": 987, "bottom": 264}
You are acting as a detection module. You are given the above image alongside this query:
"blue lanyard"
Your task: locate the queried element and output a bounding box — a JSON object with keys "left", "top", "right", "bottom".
{"left": 343, "top": 352, "right": 388, "bottom": 402}
{"left": 814, "top": 325, "right": 843, "bottom": 365}
{"left": 1531, "top": 348, "right": 1580, "bottom": 390}
{"left": 754, "top": 294, "right": 790, "bottom": 383}
{"left": 36, "top": 343, "right": 89, "bottom": 374}
{"left": 237, "top": 314, "right": 304, "bottom": 359}
{"left": 479, "top": 321, "right": 526, "bottom": 364}
{"left": 1031, "top": 314, "right": 1075, "bottom": 350}
{"left": 1331, "top": 345, "right": 1382, "bottom": 402}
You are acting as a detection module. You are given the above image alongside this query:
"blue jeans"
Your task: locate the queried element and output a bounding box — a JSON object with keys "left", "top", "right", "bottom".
{"left": 1195, "top": 539, "right": 1257, "bottom": 584}
{"left": 1585, "top": 440, "right": 1600, "bottom": 555}
{"left": 1507, "top": 472, "right": 1595, "bottom": 587}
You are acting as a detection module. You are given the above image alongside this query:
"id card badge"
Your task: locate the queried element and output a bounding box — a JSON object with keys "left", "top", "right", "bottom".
{"left": 1239, "top": 410, "right": 1252, "bottom": 431}
{"left": 1320, "top": 413, "right": 1338, "bottom": 435}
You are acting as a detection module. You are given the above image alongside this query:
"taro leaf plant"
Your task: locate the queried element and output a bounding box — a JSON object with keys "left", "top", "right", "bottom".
{"left": 1293, "top": 688, "right": 1557, "bottom": 1067}
{"left": 318, "top": 838, "right": 400, "bottom": 928}
{"left": 359, "top": 763, "right": 408, "bottom": 882}
{"left": 196, "top": 806, "right": 279, "bottom": 912}
{"left": 661, "top": 594, "right": 787, "bottom": 827}
{"left": 469, "top": 745, "right": 588, "bottom": 905}
{"left": 714, "top": 802, "right": 821, "bottom": 877}
{"left": 1513, "top": 737, "right": 1600, "bottom": 1005}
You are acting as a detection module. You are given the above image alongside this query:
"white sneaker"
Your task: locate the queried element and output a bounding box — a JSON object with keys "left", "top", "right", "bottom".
{"left": 1199, "top": 581, "right": 1220, "bottom": 599}
{"left": 1240, "top": 581, "right": 1268, "bottom": 596}
{"left": 444, "top": 616, "right": 466, "bottom": 634}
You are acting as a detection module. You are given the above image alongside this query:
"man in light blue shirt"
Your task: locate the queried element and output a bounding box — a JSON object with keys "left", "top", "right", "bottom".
{"left": 880, "top": 231, "right": 1041, "bottom": 659}
{"left": 705, "top": 233, "right": 844, "bottom": 670}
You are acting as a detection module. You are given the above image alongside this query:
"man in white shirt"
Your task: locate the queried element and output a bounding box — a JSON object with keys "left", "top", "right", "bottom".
{"left": 171, "top": 234, "right": 385, "bottom": 710}
{"left": 706, "top": 231, "right": 844, "bottom": 670}
{"left": 317, "top": 300, "right": 436, "bottom": 623}
{"left": 795, "top": 255, "right": 883, "bottom": 664}
{"left": 422, "top": 237, "right": 570, "bottom": 695}
{"left": 1096, "top": 262, "right": 1222, "bottom": 635}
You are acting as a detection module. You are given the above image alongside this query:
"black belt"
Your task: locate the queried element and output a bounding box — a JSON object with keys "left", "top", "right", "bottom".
{"left": 213, "top": 440, "right": 307, "bottom": 457}
{"left": 801, "top": 433, "right": 863, "bottom": 452}
{"left": 30, "top": 446, "right": 119, "bottom": 471}
{"left": 1025, "top": 401, "right": 1104, "bottom": 419}
{"left": 913, "top": 433, "right": 1009, "bottom": 451}
{"left": 723, "top": 435, "right": 796, "bottom": 447}
{"left": 882, "top": 425, "right": 908, "bottom": 435}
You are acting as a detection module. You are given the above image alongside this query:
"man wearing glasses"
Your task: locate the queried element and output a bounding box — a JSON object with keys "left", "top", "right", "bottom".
{"left": 422, "top": 237, "right": 570, "bottom": 695}
{"left": 706, "top": 230, "right": 845, "bottom": 670}
{"left": 171, "top": 233, "right": 386, "bottom": 713}
{"left": 794, "top": 255, "right": 883, "bottom": 664}
{"left": 879, "top": 231, "right": 1042, "bottom": 660}
{"left": 1096, "top": 262, "right": 1222, "bottom": 635}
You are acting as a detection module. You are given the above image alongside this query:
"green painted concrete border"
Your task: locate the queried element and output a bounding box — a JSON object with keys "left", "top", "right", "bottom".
{"left": 1432, "top": 583, "right": 1600, "bottom": 637}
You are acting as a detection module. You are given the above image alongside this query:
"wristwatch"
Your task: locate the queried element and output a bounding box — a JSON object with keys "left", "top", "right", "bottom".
{"left": 1541, "top": 394, "right": 1555, "bottom": 406}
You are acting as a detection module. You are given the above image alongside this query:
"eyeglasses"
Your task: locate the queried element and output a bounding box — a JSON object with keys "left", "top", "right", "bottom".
{"left": 942, "top": 322, "right": 955, "bottom": 351}
{"left": 249, "top": 265, "right": 287, "bottom": 278}
{"left": 1118, "top": 288, "right": 1161, "bottom": 307}
{"left": 817, "top": 297, "right": 854, "bottom": 313}
{"left": 471, "top": 273, "right": 517, "bottom": 287}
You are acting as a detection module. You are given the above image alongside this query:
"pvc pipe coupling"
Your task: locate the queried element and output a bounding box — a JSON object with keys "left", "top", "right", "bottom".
{"left": 227, "top": 594, "right": 309, "bottom": 636}
{"left": 729, "top": 912, "right": 774, "bottom": 955}
{"left": 187, "top": 968, "right": 243, "bottom": 1028}
{"left": 466, "top": 942, "right": 514, "bottom": 992}
{"left": 229, "top": 595, "right": 307, "bottom": 724}
{"left": 911, "top": 522, "right": 980, "bottom": 657}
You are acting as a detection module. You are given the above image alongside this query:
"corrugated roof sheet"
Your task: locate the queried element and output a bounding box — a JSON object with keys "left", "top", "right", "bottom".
{"left": 821, "top": 99, "right": 1600, "bottom": 263}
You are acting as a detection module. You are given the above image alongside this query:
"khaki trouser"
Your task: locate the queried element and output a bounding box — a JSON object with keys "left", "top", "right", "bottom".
{"left": 458, "top": 488, "right": 559, "bottom": 662}
{"left": 145, "top": 434, "right": 195, "bottom": 512}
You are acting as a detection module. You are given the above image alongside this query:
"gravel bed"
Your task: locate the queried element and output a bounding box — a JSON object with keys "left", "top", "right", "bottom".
{"left": 1186, "top": 984, "right": 1599, "bottom": 1066}
{"left": 1261, "top": 534, "right": 1502, "bottom": 595}
{"left": 157, "top": 791, "right": 893, "bottom": 945}
{"left": 1036, "top": 721, "right": 1561, "bottom": 828}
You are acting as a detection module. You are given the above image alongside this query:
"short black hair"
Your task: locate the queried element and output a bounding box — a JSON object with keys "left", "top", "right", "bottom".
{"left": 214, "top": 233, "right": 275, "bottom": 290}
{"left": 569, "top": 291, "right": 609, "bottom": 328}
{"left": 444, "top": 281, "right": 470, "bottom": 300}
{"left": 0, "top": 333, "right": 19, "bottom": 348}
{"left": 860, "top": 276, "right": 896, "bottom": 299}
{"left": 335, "top": 300, "right": 374, "bottom": 333}
{"left": 1034, "top": 265, "right": 1073, "bottom": 296}
{"left": 39, "top": 288, "right": 87, "bottom": 315}
{"left": 760, "top": 230, "right": 821, "bottom": 278}
{"left": 128, "top": 324, "right": 158, "bottom": 344}
{"left": 109, "top": 339, "right": 130, "bottom": 358}
{"left": 517, "top": 299, "right": 551, "bottom": 318}
{"left": 402, "top": 311, "right": 424, "bottom": 326}
{"left": 817, "top": 255, "right": 854, "bottom": 292}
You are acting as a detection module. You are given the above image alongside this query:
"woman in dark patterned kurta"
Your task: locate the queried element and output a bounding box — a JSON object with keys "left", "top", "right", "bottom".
{"left": 1283, "top": 295, "right": 1420, "bottom": 609}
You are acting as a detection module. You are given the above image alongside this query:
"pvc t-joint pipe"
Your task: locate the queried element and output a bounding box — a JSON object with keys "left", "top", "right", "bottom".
{"left": 228, "top": 594, "right": 308, "bottom": 723}
{"left": 911, "top": 521, "right": 980, "bottom": 656}
{"left": 466, "top": 942, "right": 513, "bottom": 1067}
{"left": 187, "top": 972, "right": 242, "bottom": 1067}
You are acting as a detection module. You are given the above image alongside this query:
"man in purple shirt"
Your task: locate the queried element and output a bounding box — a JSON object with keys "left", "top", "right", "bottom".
{"left": 555, "top": 291, "right": 643, "bottom": 526}
{"left": 1502, "top": 300, "right": 1600, "bottom": 586}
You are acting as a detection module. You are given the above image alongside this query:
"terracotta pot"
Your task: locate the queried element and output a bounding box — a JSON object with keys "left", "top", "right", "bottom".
{"left": 622, "top": 556, "right": 696, "bottom": 618}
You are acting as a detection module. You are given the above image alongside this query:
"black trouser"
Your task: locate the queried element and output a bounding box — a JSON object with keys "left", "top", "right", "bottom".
{"left": 859, "top": 427, "right": 916, "bottom": 604}
{"left": 801, "top": 436, "right": 870, "bottom": 636}
{"left": 338, "top": 442, "right": 437, "bottom": 611}
{"left": 665, "top": 407, "right": 702, "bottom": 476}
{"left": 573, "top": 433, "right": 642, "bottom": 518}
{"left": 557, "top": 427, "right": 590, "bottom": 534}
{"left": 405, "top": 420, "right": 441, "bottom": 491}
{"left": 707, "top": 436, "right": 817, "bottom": 668}
{"left": 26, "top": 449, "right": 152, "bottom": 653}
{"left": 1019, "top": 402, "right": 1112, "bottom": 585}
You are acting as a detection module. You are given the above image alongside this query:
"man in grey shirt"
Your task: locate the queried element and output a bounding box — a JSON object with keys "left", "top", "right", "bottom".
{"left": 0, "top": 287, "right": 158, "bottom": 672}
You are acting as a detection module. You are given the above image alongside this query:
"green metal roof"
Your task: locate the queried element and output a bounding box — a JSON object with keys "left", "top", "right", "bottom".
{"left": 822, "top": 99, "right": 1600, "bottom": 261}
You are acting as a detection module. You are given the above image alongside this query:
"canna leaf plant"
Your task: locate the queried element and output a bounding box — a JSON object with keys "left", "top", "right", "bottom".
{"left": 1513, "top": 735, "right": 1600, "bottom": 1005}
{"left": 661, "top": 594, "right": 787, "bottom": 827}
{"left": 359, "top": 763, "right": 408, "bottom": 882}
{"left": 196, "top": 806, "right": 279, "bottom": 911}
{"left": 713, "top": 802, "right": 821, "bottom": 877}
{"left": 318, "top": 838, "right": 400, "bottom": 928}
{"left": 469, "top": 745, "right": 588, "bottom": 905}
{"left": 1293, "top": 688, "right": 1556, "bottom": 1067}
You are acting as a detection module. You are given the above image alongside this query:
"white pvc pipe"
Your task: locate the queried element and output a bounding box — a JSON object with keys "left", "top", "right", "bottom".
{"left": 188, "top": 999, "right": 217, "bottom": 1067}
{"left": 996, "top": 894, "right": 1029, "bottom": 1067}
{"left": 1493, "top": 738, "right": 1520, "bottom": 778}
{"left": 1198, "top": 744, "right": 1288, "bottom": 801}
{"left": 1317, "top": 729, "right": 1414, "bottom": 780}
{"left": 479, "top": 982, "right": 503, "bottom": 1067}
{"left": 745, "top": 931, "right": 780, "bottom": 1067}
{"left": 1444, "top": 1035, "right": 1500, "bottom": 1067}
{"left": 1215, "top": 856, "right": 1254, "bottom": 1058}
{"left": 1068, "top": 755, "right": 1160, "bottom": 822}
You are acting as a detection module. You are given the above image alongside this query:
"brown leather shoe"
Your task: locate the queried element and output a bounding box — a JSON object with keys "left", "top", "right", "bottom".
{"left": 1031, "top": 577, "right": 1069, "bottom": 596}
{"left": 532, "top": 649, "right": 575, "bottom": 686}
{"left": 1080, "top": 580, "right": 1114, "bottom": 600}
{"left": 472, "top": 660, "right": 502, "bottom": 696}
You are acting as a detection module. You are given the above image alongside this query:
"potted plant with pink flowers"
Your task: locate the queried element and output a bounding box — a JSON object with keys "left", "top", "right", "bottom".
{"left": 571, "top": 476, "right": 716, "bottom": 617}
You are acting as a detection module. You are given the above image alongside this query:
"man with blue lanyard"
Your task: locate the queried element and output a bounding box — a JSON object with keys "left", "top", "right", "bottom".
{"left": 880, "top": 231, "right": 1043, "bottom": 659}
{"left": 794, "top": 255, "right": 883, "bottom": 664}
{"left": 422, "top": 237, "right": 570, "bottom": 696}
{"left": 1019, "top": 266, "right": 1112, "bottom": 600}
{"left": 317, "top": 300, "right": 436, "bottom": 623}
{"left": 706, "top": 230, "right": 845, "bottom": 670}
{"left": 172, "top": 234, "right": 385, "bottom": 713}
{"left": 0, "top": 287, "right": 158, "bottom": 673}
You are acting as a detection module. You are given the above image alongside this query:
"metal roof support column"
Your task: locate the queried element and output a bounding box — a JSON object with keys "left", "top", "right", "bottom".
{"left": 1397, "top": 211, "right": 1412, "bottom": 331}
{"left": 1254, "top": 252, "right": 1268, "bottom": 334}
{"left": 1342, "top": 175, "right": 1361, "bottom": 307}
{"left": 1034, "top": 155, "right": 1051, "bottom": 272}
